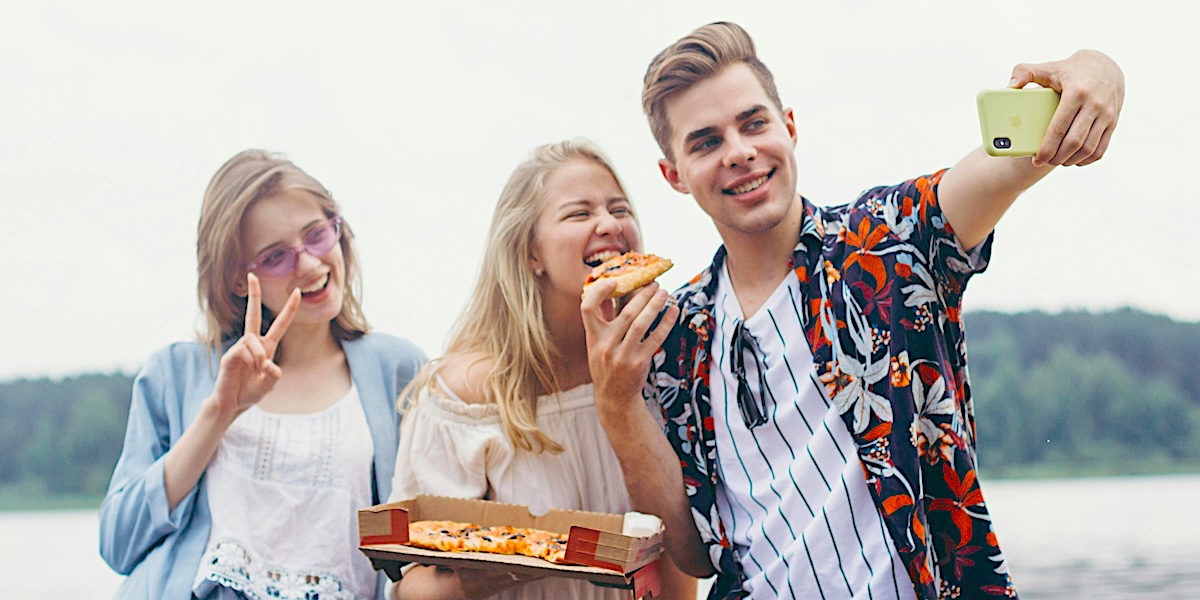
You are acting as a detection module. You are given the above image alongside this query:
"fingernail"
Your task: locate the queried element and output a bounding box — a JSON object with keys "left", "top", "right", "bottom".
{"left": 1008, "top": 78, "right": 1019, "bottom": 88}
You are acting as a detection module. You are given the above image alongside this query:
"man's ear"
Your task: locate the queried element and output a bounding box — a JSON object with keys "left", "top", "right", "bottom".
{"left": 658, "top": 158, "right": 689, "bottom": 194}
{"left": 784, "top": 107, "right": 798, "bottom": 147}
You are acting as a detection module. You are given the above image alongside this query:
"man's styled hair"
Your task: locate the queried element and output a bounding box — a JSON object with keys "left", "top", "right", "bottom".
{"left": 398, "top": 139, "right": 640, "bottom": 454}
{"left": 196, "top": 149, "right": 369, "bottom": 350}
{"left": 642, "top": 21, "right": 784, "bottom": 161}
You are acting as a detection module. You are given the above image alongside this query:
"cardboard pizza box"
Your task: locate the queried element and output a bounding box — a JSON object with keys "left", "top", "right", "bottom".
{"left": 358, "top": 495, "right": 664, "bottom": 597}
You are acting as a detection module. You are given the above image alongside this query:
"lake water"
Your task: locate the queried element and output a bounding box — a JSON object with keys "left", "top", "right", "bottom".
{"left": 3, "top": 474, "right": 1197, "bottom": 599}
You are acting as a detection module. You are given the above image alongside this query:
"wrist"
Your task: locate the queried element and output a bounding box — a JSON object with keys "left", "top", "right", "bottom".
{"left": 199, "top": 395, "right": 240, "bottom": 430}
{"left": 595, "top": 391, "right": 651, "bottom": 439}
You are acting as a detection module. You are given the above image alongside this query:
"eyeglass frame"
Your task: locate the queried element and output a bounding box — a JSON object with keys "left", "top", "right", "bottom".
{"left": 244, "top": 216, "right": 344, "bottom": 278}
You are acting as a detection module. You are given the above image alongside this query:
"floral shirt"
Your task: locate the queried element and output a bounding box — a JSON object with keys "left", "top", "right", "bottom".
{"left": 646, "top": 171, "right": 1017, "bottom": 600}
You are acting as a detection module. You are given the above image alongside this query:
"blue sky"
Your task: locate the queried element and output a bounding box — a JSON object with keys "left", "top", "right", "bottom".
{"left": 3, "top": 1, "right": 1194, "bottom": 380}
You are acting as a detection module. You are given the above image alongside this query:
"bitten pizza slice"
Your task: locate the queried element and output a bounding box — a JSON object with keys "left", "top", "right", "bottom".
{"left": 582, "top": 251, "right": 673, "bottom": 298}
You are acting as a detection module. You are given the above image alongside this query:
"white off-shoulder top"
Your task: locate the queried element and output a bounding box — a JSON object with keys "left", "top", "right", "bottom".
{"left": 388, "top": 380, "right": 634, "bottom": 600}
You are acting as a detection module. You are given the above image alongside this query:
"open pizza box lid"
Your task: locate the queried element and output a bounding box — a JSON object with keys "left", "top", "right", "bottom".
{"left": 358, "top": 495, "right": 664, "bottom": 596}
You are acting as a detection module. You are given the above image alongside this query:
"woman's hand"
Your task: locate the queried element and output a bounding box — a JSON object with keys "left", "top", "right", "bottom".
{"left": 209, "top": 272, "right": 301, "bottom": 420}
{"left": 580, "top": 280, "right": 678, "bottom": 412}
{"left": 163, "top": 273, "right": 300, "bottom": 511}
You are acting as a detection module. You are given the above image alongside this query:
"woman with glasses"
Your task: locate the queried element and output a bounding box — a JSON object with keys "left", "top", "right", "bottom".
{"left": 100, "top": 149, "right": 426, "bottom": 600}
{"left": 385, "top": 139, "right": 693, "bottom": 600}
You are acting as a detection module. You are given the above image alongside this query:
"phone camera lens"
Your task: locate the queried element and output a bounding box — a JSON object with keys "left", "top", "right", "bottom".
{"left": 993, "top": 137, "right": 1012, "bottom": 149}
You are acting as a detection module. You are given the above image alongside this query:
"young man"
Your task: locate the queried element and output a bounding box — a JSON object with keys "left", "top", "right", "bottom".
{"left": 581, "top": 22, "right": 1123, "bottom": 600}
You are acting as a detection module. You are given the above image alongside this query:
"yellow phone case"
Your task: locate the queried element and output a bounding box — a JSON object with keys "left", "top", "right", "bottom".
{"left": 976, "top": 88, "right": 1060, "bottom": 156}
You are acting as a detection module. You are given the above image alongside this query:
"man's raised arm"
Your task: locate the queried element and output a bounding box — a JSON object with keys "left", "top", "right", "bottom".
{"left": 939, "top": 49, "right": 1125, "bottom": 249}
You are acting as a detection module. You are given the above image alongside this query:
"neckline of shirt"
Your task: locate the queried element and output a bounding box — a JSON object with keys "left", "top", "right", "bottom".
{"left": 427, "top": 376, "right": 598, "bottom": 421}
{"left": 247, "top": 382, "right": 358, "bottom": 420}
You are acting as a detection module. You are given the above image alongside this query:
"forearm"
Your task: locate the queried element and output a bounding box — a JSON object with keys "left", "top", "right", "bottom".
{"left": 937, "top": 147, "right": 1054, "bottom": 249}
{"left": 392, "top": 567, "right": 461, "bottom": 600}
{"left": 657, "top": 552, "right": 700, "bottom": 600}
{"left": 598, "top": 395, "right": 715, "bottom": 578}
{"left": 162, "top": 399, "right": 235, "bottom": 511}
{"left": 392, "top": 565, "right": 524, "bottom": 600}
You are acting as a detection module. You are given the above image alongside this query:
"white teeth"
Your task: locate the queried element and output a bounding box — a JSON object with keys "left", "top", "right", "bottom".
{"left": 731, "top": 175, "right": 768, "bottom": 195}
{"left": 301, "top": 274, "right": 328, "bottom": 293}
{"left": 585, "top": 250, "right": 622, "bottom": 265}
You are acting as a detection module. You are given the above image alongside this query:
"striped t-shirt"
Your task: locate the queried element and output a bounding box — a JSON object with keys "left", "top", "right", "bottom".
{"left": 710, "top": 264, "right": 915, "bottom": 600}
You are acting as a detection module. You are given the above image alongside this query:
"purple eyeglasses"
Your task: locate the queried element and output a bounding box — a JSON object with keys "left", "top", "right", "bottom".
{"left": 246, "top": 216, "right": 344, "bottom": 277}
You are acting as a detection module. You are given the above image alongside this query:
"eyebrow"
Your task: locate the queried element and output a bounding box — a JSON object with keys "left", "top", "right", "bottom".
{"left": 737, "top": 105, "right": 766, "bottom": 122}
{"left": 683, "top": 126, "right": 716, "bottom": 145}
{"left": 682, "top": 105, "right": 768, "bottom": 146}
{"left": 252, "top": 218, "right": 326, "bottom": 256}
{"left": 556, "top": 200, "right": 593, "bottom": 212}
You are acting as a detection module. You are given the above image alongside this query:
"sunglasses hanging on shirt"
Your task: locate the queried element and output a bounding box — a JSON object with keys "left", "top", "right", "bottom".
{"left": 730, "top": 320, "right": 770, "bottom": 429}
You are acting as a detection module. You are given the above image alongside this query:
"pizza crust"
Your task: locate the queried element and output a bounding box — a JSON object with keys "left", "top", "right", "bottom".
{"left": 582, "top": 251, "right": 673, "bottom": 298}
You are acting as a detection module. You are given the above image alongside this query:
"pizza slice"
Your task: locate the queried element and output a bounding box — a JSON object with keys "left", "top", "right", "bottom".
{"left": 582, "top": 251, "right": 673, "bottom": 298}
{"left": 518, "top": 528, "right": 569, "bottom": 564}
{"left": 407, "top": 520, "right": 483, "bottom": 552}
{"left": 404, "top": 520, "right": 570, "bottom": 565}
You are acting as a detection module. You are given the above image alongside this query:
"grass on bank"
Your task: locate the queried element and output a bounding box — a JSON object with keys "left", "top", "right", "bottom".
{"left": 0, "top": 483, "right": 103, "bottom": 511}
{"left": 3, "top": 464, "right": 1200, "bottom": 512}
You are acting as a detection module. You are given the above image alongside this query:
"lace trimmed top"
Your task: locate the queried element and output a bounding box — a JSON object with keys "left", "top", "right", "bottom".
{"left": 194, "top": 384, "right": 377, "bottom": 600}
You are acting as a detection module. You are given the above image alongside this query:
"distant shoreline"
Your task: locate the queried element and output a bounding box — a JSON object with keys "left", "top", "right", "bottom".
{"left": 6, "top": 468, "right": 1199, "bottom": 512}
{"left": 0, "top": 491, "right": 103, "bottom": 512}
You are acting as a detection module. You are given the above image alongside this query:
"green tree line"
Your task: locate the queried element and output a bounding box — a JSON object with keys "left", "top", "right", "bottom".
{"left": 966, "top": 308, "right": 1200, "bottom": 477}
{"left": 2, "top": 309, "right": 1198, "bottom": 509}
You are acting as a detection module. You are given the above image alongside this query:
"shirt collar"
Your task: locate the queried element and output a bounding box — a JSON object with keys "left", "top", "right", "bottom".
{"left": 679, "top": 196, "right": 822, "bottom": 319}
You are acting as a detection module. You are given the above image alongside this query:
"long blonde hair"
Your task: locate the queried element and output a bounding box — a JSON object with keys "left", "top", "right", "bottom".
{"left": 196, "top": 149, "right": 369, "bottom": 349}
{"left": 400, "top": 139, "right": 634, "bottom": 453}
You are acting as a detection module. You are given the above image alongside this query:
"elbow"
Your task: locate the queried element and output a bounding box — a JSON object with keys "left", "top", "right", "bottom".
{"left": 97, "top": 496, "right": 138, "bottom": 576}
{"left": 98, "top": 532, "right": 136, "bottom": 576}
{"left": 679, "top": 559, "right": 717, "bottom": 580}
{"left": 664, "top": 541, "right": 717, "bottom": 579}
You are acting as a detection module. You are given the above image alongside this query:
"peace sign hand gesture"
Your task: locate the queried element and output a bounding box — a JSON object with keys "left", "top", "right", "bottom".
{"left": 209, "top": 273, "right": 301, "bottom": 420}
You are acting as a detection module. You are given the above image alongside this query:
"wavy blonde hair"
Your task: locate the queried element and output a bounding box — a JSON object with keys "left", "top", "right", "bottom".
{"left": 400, "top": 139, "right": 635, "bottom": 453}
{"left": 643, "top": 21, "right": 784, "bottom": 162}
{"left": 196, "top": 149, "right": 369, "bottom": 350}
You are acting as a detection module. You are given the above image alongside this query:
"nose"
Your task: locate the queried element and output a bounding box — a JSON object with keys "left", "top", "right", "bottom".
{"left": 722, "top": 132, "right": 756, "bottom": 168}
{"left": 595, "top": 210, "right": 624, "bottom": 237}
{"left": 293, "top": 247, "right": 323, "bottom": 275}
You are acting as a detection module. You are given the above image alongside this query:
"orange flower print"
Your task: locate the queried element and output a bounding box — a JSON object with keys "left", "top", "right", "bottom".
{"left": 891, "top": 351, "right": 912, "bottom": 388}
{"left": 843, "top": 218, "right": 891, "bottom": 292}
{"left": 930, "top": 463, "right": 986, "bottom": 548}
{"left": 824, "top": 259, "right": 842, "bottom": 286}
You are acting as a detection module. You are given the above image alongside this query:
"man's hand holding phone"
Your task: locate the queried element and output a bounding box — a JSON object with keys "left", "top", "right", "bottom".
{"left": 1007, "top": 49, "right": 1124, "bottom": 168}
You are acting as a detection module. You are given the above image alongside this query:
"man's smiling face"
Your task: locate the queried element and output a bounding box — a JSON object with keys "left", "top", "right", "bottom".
{"left": 658, "top": 62, "right": 799, "bottom": 241}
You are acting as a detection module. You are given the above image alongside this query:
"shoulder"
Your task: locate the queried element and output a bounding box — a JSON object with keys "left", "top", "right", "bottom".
{"left": 670, "top": 247, "right": 723, "bottom": 311}
{"left": 346, "top": 333, "right": 428, "bottom": 386}
{"left": 128, "top": 341, "right": 216, "bottom": 417}
{"left": 139, "top": 341, "right": 215, "bottom": 382}
{"left": 436, "top": 352, "right": 493, "bottom": 406}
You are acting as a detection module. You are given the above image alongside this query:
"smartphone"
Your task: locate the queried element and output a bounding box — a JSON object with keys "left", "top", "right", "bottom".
{"left": 976, "top": 88, "right": 1060, "bottom": 156}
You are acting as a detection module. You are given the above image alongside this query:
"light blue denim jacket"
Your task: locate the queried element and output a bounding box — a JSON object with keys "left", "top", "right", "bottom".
{"left": 99, "top": 333, "right": 426, "bottom": 599}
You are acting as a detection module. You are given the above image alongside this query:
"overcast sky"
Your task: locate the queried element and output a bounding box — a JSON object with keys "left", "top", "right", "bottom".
{"left": 3, "top": 1, "right": 1194, "bottom": 381}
